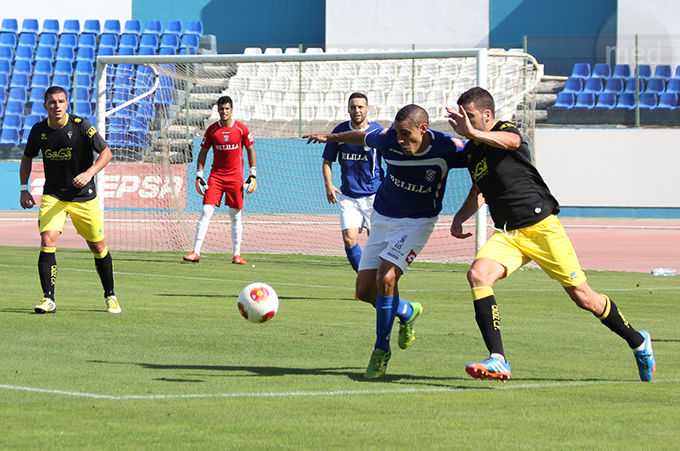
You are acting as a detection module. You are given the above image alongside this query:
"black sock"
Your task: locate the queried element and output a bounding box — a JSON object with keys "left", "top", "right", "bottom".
{"left": 474, "top": 295, "right": 505, "bottom": 358}
{"left": 599, "top": 296, "right": 644, "bottom": 349}
{"left": 94, "top": 252, "right": 115, "bottom": 297}
{"left": 38, "top": 251, "right": 57, "bottom": 300}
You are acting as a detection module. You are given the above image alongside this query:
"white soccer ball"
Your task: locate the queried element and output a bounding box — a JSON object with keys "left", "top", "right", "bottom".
{"left": 237, "top": 282, "right": 279, "bottom": 323}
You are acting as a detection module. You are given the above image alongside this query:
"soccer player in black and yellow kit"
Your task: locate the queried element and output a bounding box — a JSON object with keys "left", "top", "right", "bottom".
{"left": 19, "top": 86, "right": 120, "bottom": 314}
{"left": 446, "top": 87, "right": 655, "bottom": 382}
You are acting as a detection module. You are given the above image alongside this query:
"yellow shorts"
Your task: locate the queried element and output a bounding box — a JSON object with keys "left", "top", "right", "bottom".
{"left": 475, "top": 215, "right": 586, "bottom": 287}
{"left": 38, "top": 195, "right": 105, "bottom": 243}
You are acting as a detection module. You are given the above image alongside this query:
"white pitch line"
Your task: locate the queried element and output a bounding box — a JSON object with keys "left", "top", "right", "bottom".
{"left": 1, "top": 379, "right": 677, "bottom": 401}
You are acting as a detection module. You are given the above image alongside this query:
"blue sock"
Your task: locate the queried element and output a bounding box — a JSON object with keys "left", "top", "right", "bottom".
{"left": 395, "top": 297, "right": 413, "bottom": 323}
{"left": 375, "top": 294, "right": 399, "bottom": 352}
{"left": 344, "top": 243, "right": 362, "bottom": 272}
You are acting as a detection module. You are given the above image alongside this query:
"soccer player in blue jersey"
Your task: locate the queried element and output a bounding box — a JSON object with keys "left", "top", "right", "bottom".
{"left": 447, "top": 87, "right": 655, "bottom": 382}
{"left": 322, "top": 93, "right": 383, "bottom": 272}
{"left": 306, "top": 104, "right": 467, "bottom": 379}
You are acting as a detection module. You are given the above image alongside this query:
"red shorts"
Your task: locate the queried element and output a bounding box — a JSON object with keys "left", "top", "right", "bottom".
{"left": 204, "top": 174, "right": 244, "bottom": 209}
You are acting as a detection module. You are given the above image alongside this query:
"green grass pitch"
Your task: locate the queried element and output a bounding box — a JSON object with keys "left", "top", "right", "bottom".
{"left": 1, "top": 246, "right": 678, "bottom": 450}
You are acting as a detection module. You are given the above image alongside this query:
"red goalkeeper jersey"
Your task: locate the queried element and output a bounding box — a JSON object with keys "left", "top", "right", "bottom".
{"left": 201, "top": 120, "right": 254, "bottom": 179}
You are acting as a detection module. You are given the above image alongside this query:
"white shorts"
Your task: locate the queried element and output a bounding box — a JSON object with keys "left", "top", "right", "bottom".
{"left": 339, "top": 194, "right": 375, "bottom": 232}
{"left": 358, "top": 212, "right": 437, "bottom": 273}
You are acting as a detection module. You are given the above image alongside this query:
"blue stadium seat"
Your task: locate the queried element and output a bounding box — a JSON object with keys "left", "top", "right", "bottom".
{"left": 112, "top": 87, "right": 132, "bottom": 104}
{"left": 14, "top": 45, "right": 34, "bottom": 61}
{"left": 654, "top": 64, "right": 672, "bottom": 81}
{"left": 0, "top": 72, "right": 7, "bottom": 88}
{"left": 38, "top": 33, "right": 58, "bottom": 49}
{"left": 74, "top": 73, "right": 93, "bottom": 89}
{"left": 552, "top": 92, "right": 574, "bottom": 109}
{"left": 180, "top": 34, "right": 199, "bottom": 52}
{"left": 55, "top": 45, "right": 75, "bottom": 62}
{"left": 645, "top": 78, "right": 666, "bottom": 94}
{"left": 613, "top": 64, "right": 631, "bottom": 79}
{"left": 107, "top": 129, "right": 127, "bottom": 148}
{"left": 20, "top": 129, "right": 31, "bottom": 145}
{"left": 1, "top": 19, "right": 19, "bottom": 34}
{"left": 128, "top": 130, "right": 149, "bottom": 149}
{"left": 117, "top": 46, "right": 135, "bottom": 56}
{"left": 11, "top": 59, "right": 32, "bottom": 76}
{"left": 0, "top": 90, "right": 5, "bottom": 105}
{"left": 603, "top": 77, "right": 625, "bottom": 95}
{"left": 179, "top": 47, "right": 197, "bottom": 55}
{"left": 33, "top": 60, "right": 53, "bottom": 77}
{"left": 58, "top": 33, "right": 78, "bottom": 49}
{"left": 22, "top": 113, "right": 42, "bottom": 130}
{"left": 30, "top": 74, "right": 50, "bottom": 89}
{"left": 614, "top": 92, "right": 636, "bottom": 110}
{"left": 83, "top": 19, "right": 101, "bottom": 35}
{"left": 139, "top": 33, "right": 159, "bottom": 51}
{"left": 30, "top": 101, "right": 48, "bottom": 118}
{"left": 184, "top": 20, "right": 203, "bottom": 36}
{"left": 572, "top": 92, "right": 595, "bottom": 109}
{"left": 591, "top": 63, "right": 612, "bottom": 80}
{"left": 136, "top": 98, "right": 156, "bottom": 120}
{"left": 76, "top": 46, "right": 96, "bottom": 63}
{"left": 97, "top": 46, "right": 115, "bottom": 57}
{"left": 563, "top": 77, "right": 584, "bottom": 94}
{"left": 666, "top": 78, "right": 680, "bottom": 94}
{"left": 657, "top": 93, "right": 678, "bottom": 110}
{"left": 103, "top": 19, "right": 121, "bottom": 35}
{"left": 78, "top": 33, "right": 97, "bottom": 49}
{"left": 42, "top": 19, "right": 60, "bottom": 34}
{"left": 3, "top": 112, "right": 23, "bottom": 127}
{"left": 51, "top": 73, "right": 72, "bottom": 89}
{"left": 63, "top": 19, "right": 80, "bottom": 34}
{"left": 29, "top": 87, "right": 46, "bottom": 103}
{"left": 582, "top": 78, "right": 603, "bottom": 94}
{"left": 0, "top": 32, "right": 17, "bottom": 49}
{"left": 624, "top": 78, "right": 645, "bottom": 93}
{"left": 159, "top": 34, "right": 179, "bottom": 52}
{"left": 154, "top": 88, "right": 174, "bottom": 105}
{"left": 17, "top": 32, "right": 37, "bottom": 49}
{"left": 0, "top": 45, "right": 13, "bottom": 60}
{"left": 637, "top": 64, "right": 652, "bottom": 80}
{"left": 123, "top": 19, "right": 142, "bottom": 36}
{"left": 129, "top": 116, "right": 149, "bottom": 132}
{"left": 570, "top": 63, "right": 591, "bottom": 79}
{"left": 638, "top": 92, "right": 657, "bottom": 109}
{"left": 0, "top": 128, "right": 20, "bottom": 146}
{"left": 119, "top": 33, "right": 139, "bottom": 51}
{"left": 99, "top": 33, "right": 118, "bottom": 51}
{"left": 674, "top": 66, "right": 680, "bottom": 79}
{"left": 134, "top": 66, "right": 154, "bottom": 89}
{"left": 21, "top": 19, "right": 40, "bottom": 34}
{"left": 35, "top": 45, "right": 55, "bottom": 61}
{"left": 164, "top": 20, "right": 182, "bottom": 35}
{"left": 75, "top": 59, "right": 95, "bottom": 76}
{"left": 138, "top": 46, "right": 156, "bottom": 56}
{"left": 158, "top": 47, "right": 176, "bottom": 55}
{"left": 71, "top": 100, "right": 93, "bottom": 116}
{"left": 8, "top": 88, "right": 27, "bottom": 103}
{"left": 593, "top": 92, "right": 616, "bottom": 110}
{"left": 143, "top": 20, "right": 162, "bottom": 36}
{"left": 10, "top": 73, "right": 29, "bottom": 89}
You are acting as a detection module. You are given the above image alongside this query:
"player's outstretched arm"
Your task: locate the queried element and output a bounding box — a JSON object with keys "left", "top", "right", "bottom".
{"left": 451, "top": 185, "right": 484, "bottom": 239}
{"left": 304, "top": 130, "right": 367, "bottom": 146}
{"left": 445, "top": 106, "right": 521, "bottom": 150}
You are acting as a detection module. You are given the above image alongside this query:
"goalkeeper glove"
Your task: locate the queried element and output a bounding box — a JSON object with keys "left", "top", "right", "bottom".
{"left": 195, "top": 169, "right": 208, "bottom": 196}
{"left": 243, "top": 175, "right": 257, "bottom": 194}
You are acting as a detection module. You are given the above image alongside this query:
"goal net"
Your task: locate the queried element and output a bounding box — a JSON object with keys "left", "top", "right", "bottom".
{"left": 95, "top": 49, "right": 540, "bottom": 263}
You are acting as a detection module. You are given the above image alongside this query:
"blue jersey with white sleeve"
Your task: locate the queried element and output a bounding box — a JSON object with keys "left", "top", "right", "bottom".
{"left": 364, "top": 127, "right": 467, "bottom": 218}
{"left": 322, "top": 121, "right": 384, "bottom": 198}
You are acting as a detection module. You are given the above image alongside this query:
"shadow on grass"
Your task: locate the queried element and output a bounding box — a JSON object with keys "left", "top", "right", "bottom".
{"left": 87, "top": 359, "right": 481, "bottom": 389}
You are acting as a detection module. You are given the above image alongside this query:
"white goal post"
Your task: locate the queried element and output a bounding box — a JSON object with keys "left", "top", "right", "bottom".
{"left": 94, "top": 49, "right": 541, "bottom": 263}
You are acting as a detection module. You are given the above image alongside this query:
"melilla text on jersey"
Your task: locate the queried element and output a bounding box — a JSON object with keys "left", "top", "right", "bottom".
{"left": 388, "top": 173, "right": 433, "bottom": 193}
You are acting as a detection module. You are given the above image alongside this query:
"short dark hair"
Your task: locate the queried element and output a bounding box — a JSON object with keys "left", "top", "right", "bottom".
{"left": 394, "top": 104, "right": 429, "bottom": 126}
{"left": 217, "top": 96, "right": 233, "bottom": 108}
{"left": 457, "top": 87, "right": 495, "bottom": 117}
{"left": 45, "top": 86, "right": 68, "bottom": 103}
{"left": 348, "top": 92, "right": 368, "bottom": 105}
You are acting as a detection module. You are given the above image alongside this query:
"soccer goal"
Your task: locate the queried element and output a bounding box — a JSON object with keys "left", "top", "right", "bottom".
{"left": 94, "top": 49, "right": 541, "bottom": 263}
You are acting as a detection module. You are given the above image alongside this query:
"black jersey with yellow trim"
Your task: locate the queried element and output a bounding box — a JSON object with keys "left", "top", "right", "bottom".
{"left": 462, "top": 120, "right": 559, "bottom": 231}
{"left": 24, "top": 114, "right": 108, "bottom": 202}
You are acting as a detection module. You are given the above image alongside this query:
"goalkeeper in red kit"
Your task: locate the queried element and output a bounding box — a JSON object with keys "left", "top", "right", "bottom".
{"left": 183, "top": 96, "right": 257, "bottom": 264}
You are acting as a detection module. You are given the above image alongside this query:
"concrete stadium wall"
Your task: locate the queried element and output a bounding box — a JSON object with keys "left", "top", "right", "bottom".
{"left": 534, "top": 127, "right": 680, "bottom": 218}
{"left": 1, "top": 1, "right": 132, "bottom": 26}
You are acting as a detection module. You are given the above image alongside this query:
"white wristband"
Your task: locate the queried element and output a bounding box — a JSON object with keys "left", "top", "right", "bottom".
{"left": 249, "top": 167, "right": 257, "bottom": 177}
{"left": 20, "top": 184, "right": 29, "bottom": 191}
{"left": 196, "top": 169, "right": 203, "bottom": 178}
